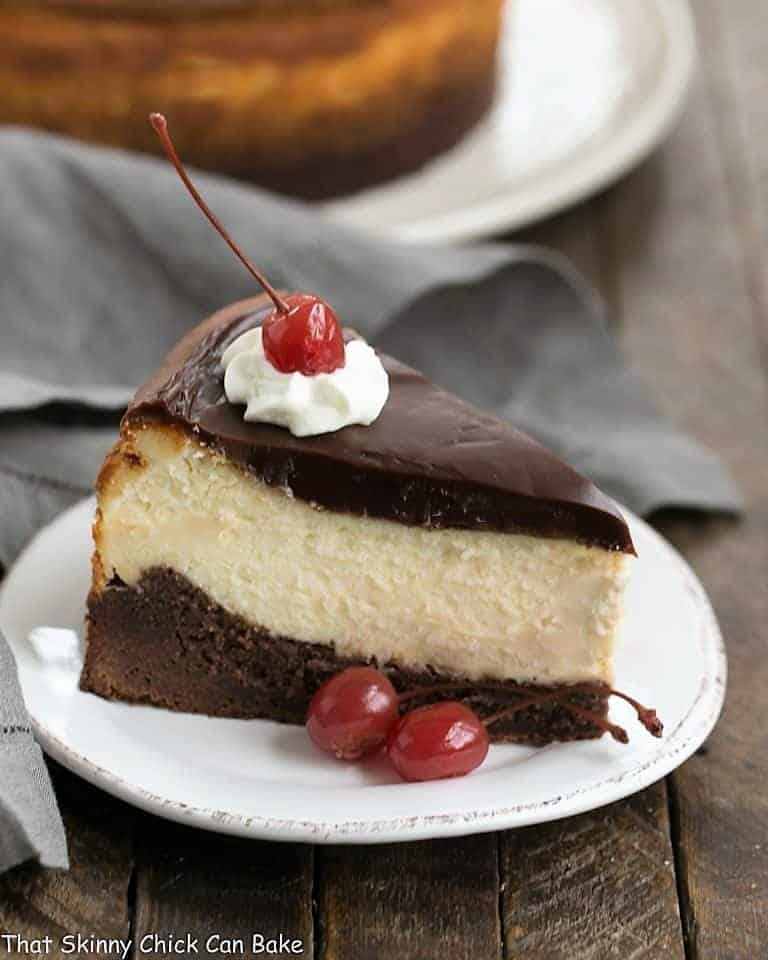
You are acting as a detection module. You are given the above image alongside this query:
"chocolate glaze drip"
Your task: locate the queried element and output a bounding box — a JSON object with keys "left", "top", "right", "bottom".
{"left": 126, "top": 296, "right": 635, "bottom": 553}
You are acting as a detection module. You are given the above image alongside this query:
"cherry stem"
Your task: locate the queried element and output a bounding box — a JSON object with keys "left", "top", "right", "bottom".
{"left": 607, "top": 688, "right": 664, "bottom": 737}
{"left": 482, "top": 691, "right": 565, "bottom": 726}
{"left": 561, "top": 704, "right": 629, "bottom": 744}
{"left": 149, "top": 112, "right": 289, "bottom": 315}
{"left": 397, "top": 680, "right": 662, "bottom": 739}
{"left": 483, "top": 693, "right": 629, "bottom": 743}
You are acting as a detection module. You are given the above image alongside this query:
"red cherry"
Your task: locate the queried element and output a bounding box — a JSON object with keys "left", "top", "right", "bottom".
{"left": 306, "top": 667, "right": 398, "bottom": 760}
{"left": 387, "top": 702, "right": 489, "bottom": 782}
{"left": 149, "top": 114, "right": 345, "bottom": 376}
{"left": 262, "top": 294, "right": 345, "bottom": 376}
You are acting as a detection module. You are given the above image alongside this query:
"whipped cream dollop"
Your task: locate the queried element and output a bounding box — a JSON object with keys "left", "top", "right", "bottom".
{"left": 222, "top": 328, "right": 389, "bottom": 437}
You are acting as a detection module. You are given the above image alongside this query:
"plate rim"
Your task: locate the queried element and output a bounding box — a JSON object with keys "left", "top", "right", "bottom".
{"left": 1, "top": 496, "right": 726, "bottom": 843}
{"left": 323, "top": 0, "right": 697, "bottom": 245}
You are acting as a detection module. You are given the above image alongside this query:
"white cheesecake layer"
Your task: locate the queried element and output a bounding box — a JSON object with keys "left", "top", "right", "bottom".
{"left": 94, "top": 425, "right": 632, "bottom": 685}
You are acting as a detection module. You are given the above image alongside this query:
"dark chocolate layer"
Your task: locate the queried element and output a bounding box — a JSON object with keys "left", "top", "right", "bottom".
{"left": 83, "top": 568, "right": 611, "bottom": 746}
{"left": 126, "top": 298, "right": 634, "bottom": 552}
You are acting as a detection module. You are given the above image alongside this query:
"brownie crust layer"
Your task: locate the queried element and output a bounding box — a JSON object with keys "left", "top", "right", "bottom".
{"left": 83, "top": 568, "right": 611, "bottom": 746}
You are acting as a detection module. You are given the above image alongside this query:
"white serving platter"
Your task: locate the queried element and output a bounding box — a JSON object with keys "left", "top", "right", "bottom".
{"left": 322, "top": 0, "right": 696, "bottom": 243}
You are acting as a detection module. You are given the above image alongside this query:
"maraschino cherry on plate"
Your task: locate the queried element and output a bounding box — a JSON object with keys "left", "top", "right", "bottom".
{"left": 306, "top": 666, "right": 663, "bottom": 783}
{"left": 306, "top": 667, "right": 399, "bottom": 761}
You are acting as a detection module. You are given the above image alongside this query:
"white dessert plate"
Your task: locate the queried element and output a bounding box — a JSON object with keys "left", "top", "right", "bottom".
{"left": 1, "top": 497, "right": 724, "bottom": 844}
{"left": 321, "top": 0, "right": 696, "bottom": 243}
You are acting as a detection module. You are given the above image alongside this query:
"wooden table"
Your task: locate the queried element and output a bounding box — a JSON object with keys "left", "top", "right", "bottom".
{"left": 2, "top": 2, "right": 766, "bottom": 957}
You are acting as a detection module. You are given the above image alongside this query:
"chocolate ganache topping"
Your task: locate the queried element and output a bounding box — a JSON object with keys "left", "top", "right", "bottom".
{"left": 126, "top": 295, "right": 635, "bottom": 553}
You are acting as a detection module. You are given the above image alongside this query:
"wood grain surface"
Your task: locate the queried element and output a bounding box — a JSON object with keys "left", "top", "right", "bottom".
{"left": 2, "top": 2, "right": 767, "bottom": 959}
{"left": 0, "top": 764, "right": 135, "bottom": 960}
{"left": 500, "top": 784, "right": 684, "bottom": 960}
{"left": 598, "top": 2, "right": 768, "bottom": 955}
{"left": 317, "top": 837, "right": 501, "bottom": 960}
{"left": 133, "top": 822, "right": 314, "bottom": 960}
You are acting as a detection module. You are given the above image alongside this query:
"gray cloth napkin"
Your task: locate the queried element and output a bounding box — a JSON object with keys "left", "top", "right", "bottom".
{"left": 0, "top": 637, "right": 68, "bottom": 870}
{"left": 0, "top": 128, "right": 741, "bottom": 872}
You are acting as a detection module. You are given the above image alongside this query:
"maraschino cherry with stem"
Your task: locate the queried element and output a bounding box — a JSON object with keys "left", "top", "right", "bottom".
{"left": 387, "top": 701, "right": 490, "bottom": 782}
{"left": 306, "top": 667, "right": 399, "bottom": 760}
{"left": 149, "top": 112, "right": 345, "bottom": 375}
{"left": 306, "top": 666, "right": 663, "bottom": 782}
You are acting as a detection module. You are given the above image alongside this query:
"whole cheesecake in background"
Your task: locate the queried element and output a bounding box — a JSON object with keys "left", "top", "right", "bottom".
{"left": 0, "top": 0, "right": 505, "bottom": 198}
{"left": 82, "top": 294, "right": 637, "bottom": 745}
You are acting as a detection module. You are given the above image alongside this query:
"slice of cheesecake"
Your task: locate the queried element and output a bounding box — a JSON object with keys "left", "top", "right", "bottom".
{"left": 82, "top": 295, "right": 635, "bottom": 744}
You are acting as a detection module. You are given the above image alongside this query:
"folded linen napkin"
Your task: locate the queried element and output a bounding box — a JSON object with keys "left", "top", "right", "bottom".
{"left": 0, "top": 634, "right": 68, "bottom": 870}
{"left": 0, "top": 128, "right": 741, "bottom": 872}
